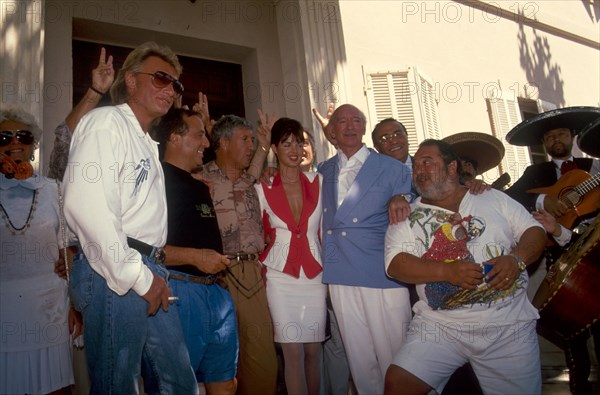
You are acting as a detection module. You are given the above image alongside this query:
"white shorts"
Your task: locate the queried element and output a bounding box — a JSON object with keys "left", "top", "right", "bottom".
{"left": 392, "top": 315, "right": 541, "bottom": 395}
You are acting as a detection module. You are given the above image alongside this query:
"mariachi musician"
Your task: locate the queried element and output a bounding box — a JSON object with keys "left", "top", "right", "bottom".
{"left": 442, "top": 131, "right": 510, "bottom": 189}
{"left": 505, "top": 106, "right": 600, "bottom": 218}
{"left": 505, "top": 106, "right": 600, "bottom": 395}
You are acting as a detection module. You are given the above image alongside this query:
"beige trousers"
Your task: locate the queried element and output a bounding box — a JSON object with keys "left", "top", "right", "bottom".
{"left": 223, "top": 259, "right": 277, "bottom": 395}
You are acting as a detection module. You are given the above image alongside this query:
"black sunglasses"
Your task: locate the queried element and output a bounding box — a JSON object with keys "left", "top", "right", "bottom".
{"left": 0, "top": 130, "right": 35, "bottom": 147}
{"left": 137, "top": 71, "right": 184, "bottom": 96}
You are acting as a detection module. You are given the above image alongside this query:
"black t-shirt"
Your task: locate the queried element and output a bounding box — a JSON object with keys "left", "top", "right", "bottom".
{"left": 162, "top": 162, "right": 223, "bottom": 276}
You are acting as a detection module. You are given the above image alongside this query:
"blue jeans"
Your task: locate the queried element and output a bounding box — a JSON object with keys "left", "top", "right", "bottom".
{"left": 69, "top": 254, "right": 198, "bottom": 395}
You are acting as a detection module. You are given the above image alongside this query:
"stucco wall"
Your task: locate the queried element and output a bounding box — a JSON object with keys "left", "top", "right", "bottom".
{"left": 3, "top": 0, "right": 598, "bottom": 172}
{"left": 337, "top": 0, "right": 600, "bottom": 143}
{"left": 1, "top": 0, "right": 45, "bottom": 170}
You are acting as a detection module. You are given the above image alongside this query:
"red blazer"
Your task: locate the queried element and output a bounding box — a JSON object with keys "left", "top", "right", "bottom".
{"left": 255, "top": 172, "right": 322, "bottom": 279}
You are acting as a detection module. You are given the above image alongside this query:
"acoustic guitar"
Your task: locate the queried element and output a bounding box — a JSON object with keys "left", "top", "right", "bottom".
{"left": 527, "top": 170, "right": 600, "bottom": 229}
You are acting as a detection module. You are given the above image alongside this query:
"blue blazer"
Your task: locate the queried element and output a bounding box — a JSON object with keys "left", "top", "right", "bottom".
{"left": 318, "top": 149, "right": 412, "bottom": 288}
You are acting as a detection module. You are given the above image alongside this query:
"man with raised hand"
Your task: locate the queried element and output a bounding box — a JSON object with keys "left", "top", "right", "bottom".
{"left": 64, "top": 42, "right": 197, "bottom": 394}
{"left": 318, "top": 104, "right": 413, "bottom": 394}
{"left": 199, "top": 113, "right": 278, "bottom": 395}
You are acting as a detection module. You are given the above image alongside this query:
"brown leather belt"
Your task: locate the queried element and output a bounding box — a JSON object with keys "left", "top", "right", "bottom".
{"left": 169, "top": 272, "right": 218, "bottom": 285}
{"left": 226, "top": 252, "right": 259, "bottom": 261}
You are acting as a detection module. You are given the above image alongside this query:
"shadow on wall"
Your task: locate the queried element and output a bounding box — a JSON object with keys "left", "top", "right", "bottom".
{"left": 517, "top": 21, "right": 565, "bottom": 108}
{"left": 1, "top": 1, "right": 43, "bottom": 108}
{"left": 300, "top": 0, "right": 347, "bottom": 162}
{"left": 581, "top": 0, "right": 600, "bottom": 22}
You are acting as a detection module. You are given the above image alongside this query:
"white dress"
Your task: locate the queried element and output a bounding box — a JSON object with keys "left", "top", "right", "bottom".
{"left": 255, "top": 172, "right": 326, "bottom": 343}
{"left": 0, "top": 173, "right": 73, "bottom": 394}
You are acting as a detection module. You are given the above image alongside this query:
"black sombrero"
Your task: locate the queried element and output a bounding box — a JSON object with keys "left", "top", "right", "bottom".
{"left": 577, "top": 117, "right": 600, "bottom": 158}
{"left": 506, "top": 106, "right": 600, "bottom": 146}
{"left": 442, "top": 132, "right": 505, "bottom": 174}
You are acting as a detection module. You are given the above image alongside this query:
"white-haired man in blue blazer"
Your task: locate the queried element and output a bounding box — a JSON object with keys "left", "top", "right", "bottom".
{"left": 318, "top": 104, "right": 413, "bottom": 395}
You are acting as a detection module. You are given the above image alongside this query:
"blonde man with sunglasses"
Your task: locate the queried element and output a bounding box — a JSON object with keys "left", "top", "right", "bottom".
{"left": 63, "top": 42, "right": 197, "bottom": 395}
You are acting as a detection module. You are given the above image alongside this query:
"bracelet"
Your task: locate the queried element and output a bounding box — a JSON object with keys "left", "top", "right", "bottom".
{"left": 509, "top": 254, "right": 527, "bottom": 272}
{"left": 90, "top": 86, "right": 105, "bottom": 96}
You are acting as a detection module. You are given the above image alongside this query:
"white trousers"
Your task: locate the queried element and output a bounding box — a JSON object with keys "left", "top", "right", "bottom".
{"left": 329, "top": 284, "right": 411, "bottom": 395}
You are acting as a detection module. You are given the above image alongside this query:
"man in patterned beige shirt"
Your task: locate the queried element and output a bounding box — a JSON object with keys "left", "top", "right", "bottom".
{"left": 197, "top": 114, "right": 277, "bottom": 395}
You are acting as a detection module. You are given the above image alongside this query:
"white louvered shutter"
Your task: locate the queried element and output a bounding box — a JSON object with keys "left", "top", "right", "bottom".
{"left": 415, "top": 71, "right": 442, "bottom": 141}
{"left": 364, "top": 67, "right": 440, "bottom": 155}
{"left": 487, "top": 93, "right": 531, "bottom": 181}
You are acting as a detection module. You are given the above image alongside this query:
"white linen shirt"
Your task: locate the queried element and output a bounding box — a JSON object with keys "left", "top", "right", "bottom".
{"left": 63, "top": 104, "right": 167, "bottom": 296}
{"left": 337, "top": 144, "right": 370, "bottom": 207}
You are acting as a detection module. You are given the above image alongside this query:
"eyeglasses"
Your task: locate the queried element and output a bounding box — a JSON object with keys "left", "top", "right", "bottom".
{"left": 137, "top": 71, "right": 184, "bottom": 96}
{"left": 0, "top": 130, "right": 35, "bottom": 147}
{"left": 377, "top": 130, "right": 406, "bottom": 145}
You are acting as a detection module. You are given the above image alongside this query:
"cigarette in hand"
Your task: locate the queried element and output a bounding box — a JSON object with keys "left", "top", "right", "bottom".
{"left": 168, "top": 296, "right": 179, "bottom": 302}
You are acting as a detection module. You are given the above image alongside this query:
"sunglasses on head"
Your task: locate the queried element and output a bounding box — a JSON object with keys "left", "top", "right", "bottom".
{"left": 0, "top": 130, "right": 35, "bottom": 147}
{"left": 137, "top": 71, "right": 184, "bottom": 96}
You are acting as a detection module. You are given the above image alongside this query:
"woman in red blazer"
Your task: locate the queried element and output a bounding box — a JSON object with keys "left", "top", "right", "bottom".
{"left": 255, "top": 118, "right": 326, "bottom": 395}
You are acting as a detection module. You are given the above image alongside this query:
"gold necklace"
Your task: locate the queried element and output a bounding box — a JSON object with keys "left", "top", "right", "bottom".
{"left": 0, "top": 189, "right": 38, "bottom": 236}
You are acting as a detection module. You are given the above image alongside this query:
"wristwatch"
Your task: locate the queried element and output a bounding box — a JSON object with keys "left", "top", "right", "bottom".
{"left": 510, "top": 254, "right": 527, "bottom": 272}
{"left": 397, "top": 194, "right": 412, "bottom": 202}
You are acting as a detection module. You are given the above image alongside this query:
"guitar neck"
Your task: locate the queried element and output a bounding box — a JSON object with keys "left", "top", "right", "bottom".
{"left": 575, "top": 173, "right": 600, "bottom": 196}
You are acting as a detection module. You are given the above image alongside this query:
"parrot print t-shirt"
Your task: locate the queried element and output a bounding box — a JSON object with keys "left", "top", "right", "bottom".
{"left": 384, "top": 189, "right": 542, "bottom": 325}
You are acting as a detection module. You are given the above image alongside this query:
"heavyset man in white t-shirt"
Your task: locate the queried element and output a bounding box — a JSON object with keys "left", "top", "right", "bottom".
{"left": 384, "top": 139, "right": 547, "bottom": 395}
